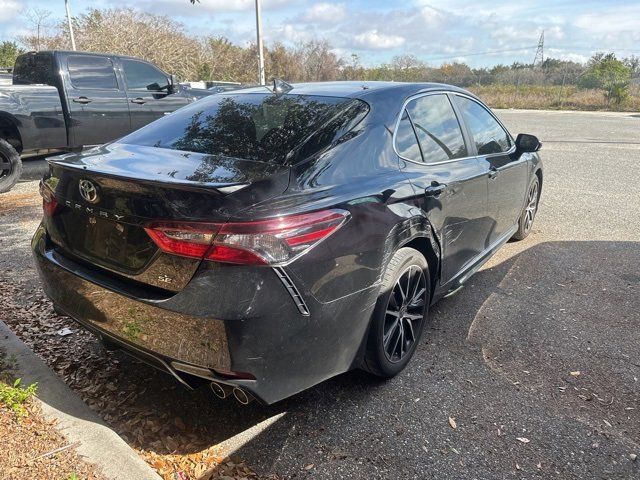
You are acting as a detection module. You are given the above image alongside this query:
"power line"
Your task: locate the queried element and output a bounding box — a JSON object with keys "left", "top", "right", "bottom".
{"left": 419, "top": 43, "right": 639, "bottom": 65}
{"left": 423, "top": 45, "right": 538, "bottom": 62}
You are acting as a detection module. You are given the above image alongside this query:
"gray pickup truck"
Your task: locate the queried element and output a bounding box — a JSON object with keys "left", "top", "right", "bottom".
{"left": 0, "top": 50, "right": 212, "bottom": 193}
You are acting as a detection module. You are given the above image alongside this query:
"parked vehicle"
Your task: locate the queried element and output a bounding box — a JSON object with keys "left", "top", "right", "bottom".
{"left": 33, "top": 81, "right": 542, "bottom": 404}
{"left": 0, "top": 67, "right": 12, "bottom": 86}
{"left": 0, "top": 50, "right": 212, "bottom": 193}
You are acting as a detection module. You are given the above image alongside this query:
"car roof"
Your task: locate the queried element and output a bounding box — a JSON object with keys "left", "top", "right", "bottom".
{"left": 222, "top": 81, "right": 476, "bottom": 101}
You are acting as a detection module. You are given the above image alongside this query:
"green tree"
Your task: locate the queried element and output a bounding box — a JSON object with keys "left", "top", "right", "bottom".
{"left": 0, "top": 41, "right": 22, "bottom": 68}
{"left": 581, "top": 53, "right": 632, "bottom": 105}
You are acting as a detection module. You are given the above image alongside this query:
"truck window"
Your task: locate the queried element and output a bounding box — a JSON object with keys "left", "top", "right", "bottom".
{"left": 122, "top": 59, "right": 169, "bottom": 91}
{"left": 13, "top": 53, "right": 56, "bottom": 85}
{"left": 67, "top": 55, "right": 118, "bottom": 90}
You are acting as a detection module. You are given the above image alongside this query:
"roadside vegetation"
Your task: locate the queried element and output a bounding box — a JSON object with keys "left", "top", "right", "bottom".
{"left": 0, "top": 377, "right": 37, "bottom": 418}
{"left": 0, "top": 348, "right": 104, "bottom": 480}
{"left": 1, "top": 8, "right": 638, "bottom": 112}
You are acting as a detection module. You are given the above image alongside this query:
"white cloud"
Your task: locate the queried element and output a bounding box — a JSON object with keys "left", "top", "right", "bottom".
{"left": 274, "top": 23, "right": 315, "bottom": 44}
{"left": 354, "top": 30, "right": 405, "bottom": 49}
{"left": 574, "top": 6, "right": 640, "bottom": 35}
{"left": 546, "top": 50, "right": 589, "bottom": 64}
{"left": 132, "top": 0, "right": 294, "bottom": 15}
{"left": 0, "top": 0, "right": 22, "bottom": 23}
{"left": 302, "top": 3, "right": 346, "bottom": 23}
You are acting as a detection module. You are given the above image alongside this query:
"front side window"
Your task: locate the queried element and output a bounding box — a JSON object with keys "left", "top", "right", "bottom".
{"left": 120, "top": 93, "right": 368, "bottom": 164}
{"left": 405, "top": 94, "right": 468, "bottom": 163}
{"left": 68, "top": 55, "right": 118, "bottom": 90}
{"left": 455, "top": 96, "right": 511, "bottom": 155}
{"left": 122, "top": 59, "right": 169, "bottom": 91}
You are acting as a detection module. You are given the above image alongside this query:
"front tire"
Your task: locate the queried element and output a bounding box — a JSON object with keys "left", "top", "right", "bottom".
{"left": 0, "top": 139, "right": 22, "bottom": 194}
{"left": 363, "top": 247, "right": 430, "bottom": 378}
{"left": 512, "top": 175, "right": 540, "bottom": 241}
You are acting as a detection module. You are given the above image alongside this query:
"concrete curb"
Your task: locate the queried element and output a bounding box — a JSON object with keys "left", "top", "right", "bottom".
{"left": 0, "top": 320, "right": 161, "bottom": 480}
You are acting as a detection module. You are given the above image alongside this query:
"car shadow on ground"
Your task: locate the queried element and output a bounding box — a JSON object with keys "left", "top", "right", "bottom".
{"left": 13, "top": 240, "right": 640, "bottom": 478}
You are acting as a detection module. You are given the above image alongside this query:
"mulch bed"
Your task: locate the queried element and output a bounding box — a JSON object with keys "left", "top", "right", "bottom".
{"left": 0, "top": 348, "right": 105, "bottom": 480}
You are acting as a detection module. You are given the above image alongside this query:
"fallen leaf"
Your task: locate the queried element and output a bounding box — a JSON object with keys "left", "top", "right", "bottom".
{"left": 304, "top": 464, "right": 314, "bottom": 470}
{"left": 517, "top": 437, "right": 530, "bottom": 443}
{"left": 448, "top": 417, "right": 457, "bottom": 429}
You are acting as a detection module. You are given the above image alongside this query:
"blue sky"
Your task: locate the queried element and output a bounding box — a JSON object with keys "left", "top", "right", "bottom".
{"left": 1, "top": 0, "right": 639, "bottom": 67}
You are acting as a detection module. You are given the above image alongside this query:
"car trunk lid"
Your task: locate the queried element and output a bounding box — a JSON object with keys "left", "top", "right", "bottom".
{"left": 42, "top": 143, "right": 289, "bottom": 291}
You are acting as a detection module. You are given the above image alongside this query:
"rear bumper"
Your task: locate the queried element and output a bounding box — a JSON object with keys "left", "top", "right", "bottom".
{"left": 32, "top": 224, "right": 379, "bottom": 404}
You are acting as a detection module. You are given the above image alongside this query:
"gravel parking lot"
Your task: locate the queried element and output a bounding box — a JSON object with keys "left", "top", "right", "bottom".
{"left": 1, "top": 109, "right": 639, "bottom": 479}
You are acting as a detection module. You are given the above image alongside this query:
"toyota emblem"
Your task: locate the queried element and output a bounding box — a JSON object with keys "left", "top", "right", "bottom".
{"left": 79, "top": 179, "right": 99, "bottom": 203}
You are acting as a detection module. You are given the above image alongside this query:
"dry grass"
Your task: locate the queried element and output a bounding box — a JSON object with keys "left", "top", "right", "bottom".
{"left": 469, "top": 84, "right": 640, "bottom": 111}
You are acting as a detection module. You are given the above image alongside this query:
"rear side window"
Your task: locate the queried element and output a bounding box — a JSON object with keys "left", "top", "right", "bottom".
{"left": 404, "top": 94, "right": 468, "bottom": 163}
{"left": 455, "top": 96, "right": 511, "bottom": 155}
{"left": 395, "top": 110, "right": 422, "bottom": 162}
{"left": 122, "top": 59, "right": 169, "bottom": 91}
{"left": 13, "top": 53, "right": 56, "bottom": 86}
{"left": 120, "top": 93, "right": 368, "bottom": 164}
{"left": 68, "top": 55, "right": 118, "bottom": 90}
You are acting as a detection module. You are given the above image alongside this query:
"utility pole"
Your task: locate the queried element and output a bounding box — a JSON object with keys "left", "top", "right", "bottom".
{"left": 65, "top": 0, "right": 77, "bottom": 51}
{"left": 533, "top": 31, "right": 544, "bottom": 67}
{"left": 255, "top": 0, "right": 265, "bottom": 85}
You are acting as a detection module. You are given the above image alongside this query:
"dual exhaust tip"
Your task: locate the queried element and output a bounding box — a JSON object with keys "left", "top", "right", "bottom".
{"left": 210, "top": 381, "right": 254, "bottom": 405}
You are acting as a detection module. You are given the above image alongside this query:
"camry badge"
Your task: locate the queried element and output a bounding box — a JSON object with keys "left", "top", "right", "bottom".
{"left": 79, "top": 179, "right": 99, "bottom": 204}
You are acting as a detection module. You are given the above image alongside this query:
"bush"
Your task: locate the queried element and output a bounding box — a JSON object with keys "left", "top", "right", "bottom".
{"left": 580, "top": 53, "right": 632, "bottom": 105}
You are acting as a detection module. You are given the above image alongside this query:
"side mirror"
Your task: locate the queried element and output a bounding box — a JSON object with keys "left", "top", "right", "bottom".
{"left": 168, "top": 74, "right": 178, "bottom": 93}
{"left": 515, "top": 133, "right": 542, "bottom": 154}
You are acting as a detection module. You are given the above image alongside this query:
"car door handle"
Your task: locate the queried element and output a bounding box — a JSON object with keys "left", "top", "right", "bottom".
{"left": 72, "top": 96, "right": 92, "bottom": 104}
{"left": 130, "top": 98, "right": 147, "bottom": 105}
{"left": 424, "top": 182, "right": 447, "bottom": 197}
{"left": 488, "top": 167, "right": 500, "bottom": 179}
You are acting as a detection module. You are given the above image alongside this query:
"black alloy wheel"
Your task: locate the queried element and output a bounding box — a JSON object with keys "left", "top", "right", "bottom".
{"left": 383, "top": 265, "right": 427, "bottom": 363}
{"left": 363, "top": 247, "right": 430, "bottom": 377}
{"left": 512, "top": 175, "right": 540, "bottom": 241}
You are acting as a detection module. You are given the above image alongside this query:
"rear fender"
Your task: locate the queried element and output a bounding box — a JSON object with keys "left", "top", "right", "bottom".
{"left": 0, "top": 111, "right": 23, "bottom": 151}
{"left": 351, "top": 214, "right": 441, "bottom": 369}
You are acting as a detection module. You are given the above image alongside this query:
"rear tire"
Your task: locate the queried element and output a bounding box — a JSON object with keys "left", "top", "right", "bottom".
{"left": 512, "top": 175, "right": 540, "bottom": 241}
{"left": 363, "top": 247, "right": 430, "bottom": 378}
{"left": 0, "top": 139, "right": 22, "bottom": 194}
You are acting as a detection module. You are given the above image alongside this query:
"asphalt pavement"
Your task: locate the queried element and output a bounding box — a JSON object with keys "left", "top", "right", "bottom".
{"left": 3, "top": 109, "right": 640, "bottom": 479}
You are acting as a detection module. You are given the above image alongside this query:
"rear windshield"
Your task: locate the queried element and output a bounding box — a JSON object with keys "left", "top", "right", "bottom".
{"left": 120, "top": 93, "right": 368, "bottom": 164}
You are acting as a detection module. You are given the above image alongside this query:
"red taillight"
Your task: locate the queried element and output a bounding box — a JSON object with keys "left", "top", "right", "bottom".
{"left": 145, "top": 209, "right": 349, "bottom": 265}
{"left": 144, "top": 224, "right": 221, "bottom": 259}
{"left": 40, "top": 181, "right": 59, "bottom": 216}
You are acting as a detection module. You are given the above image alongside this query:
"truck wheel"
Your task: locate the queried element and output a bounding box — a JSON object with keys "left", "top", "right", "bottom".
{"left": 0, "top": 139, "right": 22, "bottom": 194}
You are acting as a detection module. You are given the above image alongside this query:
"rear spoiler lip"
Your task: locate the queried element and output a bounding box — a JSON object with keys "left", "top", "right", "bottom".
{"left": 46, "top": 157, "right": 252, "bottom": 195}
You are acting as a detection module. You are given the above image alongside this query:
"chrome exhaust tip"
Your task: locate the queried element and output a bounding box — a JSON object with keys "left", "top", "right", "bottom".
{"left": 232, "top": 387, "right": 254, "bottom": 405}
{"left": 210, "top": 382, "right": 232, "bottom": 400}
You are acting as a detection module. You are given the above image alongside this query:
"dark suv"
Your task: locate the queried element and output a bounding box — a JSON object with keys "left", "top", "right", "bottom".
{"left": 33, "top": 82, "right": 542, "bottom": 404}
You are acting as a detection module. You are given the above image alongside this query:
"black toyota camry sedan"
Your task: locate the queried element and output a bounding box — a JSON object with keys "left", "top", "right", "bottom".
{"left": 33, "top": 81, "right": 542, "bottom": 404}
